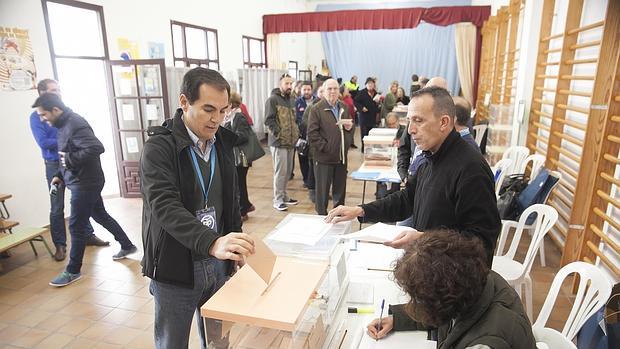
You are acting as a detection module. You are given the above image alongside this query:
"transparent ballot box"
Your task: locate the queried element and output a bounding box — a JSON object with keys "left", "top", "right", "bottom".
{"left": 362, "top": 135, "right": 396, "bottom": 167}
{"left": 201, "top": 214, "right": 351, "bottom": 349}
{"left": 368, "top": 128, "right": 398, "bottom": 138}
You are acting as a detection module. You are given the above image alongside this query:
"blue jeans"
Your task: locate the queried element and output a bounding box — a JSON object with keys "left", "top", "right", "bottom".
{"left": 45, "top": 160, "right": 95, "bottom": 247}
{"left": 150, "top": 259, "right": 229, "bottom": 349}
{"left": 66, "top": 185, "right": 134, "bottom": 274}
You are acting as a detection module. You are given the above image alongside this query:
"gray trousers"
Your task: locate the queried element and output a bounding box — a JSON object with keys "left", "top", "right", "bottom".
{"left": 271, "top": 146, "right": 294, "bottom": 205}
{"left": 314, "top": 161, "right": 347, "bottom": 215}
{"left": 150, "top": 259, "right": 229, "bottom": 349}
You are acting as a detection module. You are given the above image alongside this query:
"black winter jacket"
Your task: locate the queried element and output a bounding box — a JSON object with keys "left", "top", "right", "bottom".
{"left": 140, "top": 109, "right": 241, "bottom": 288}
{"left": 360, "top": 129, "right": 501, "bottom": 265}
{"left": 390, "top": 271, "right": 536, "bottom": 349}
{"left": 354, "top": 88, "right": 380, "bottom": 126}
{"left": 53, "top": 108, "right": 105, "bottom": 190}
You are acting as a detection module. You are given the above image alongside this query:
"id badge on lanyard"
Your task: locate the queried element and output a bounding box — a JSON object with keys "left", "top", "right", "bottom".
{"left": 189, "top": 146, "right": 218, "bottom": 232}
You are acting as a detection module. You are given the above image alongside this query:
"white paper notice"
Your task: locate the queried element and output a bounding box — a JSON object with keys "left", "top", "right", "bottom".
{"left": 359, "top": 329, "right": 435, "bottom": 349}
{"left": 126, "top": 137, "right": 139, "bottom": 153}
{"left": 342, "top": 223, "right": 412, "bottom": 243}
{"left": 268, "top": 216, "right": 333, "bottom": 246}
{"left": 121, "top": 104, "right": 135, "bottom": 121}
{"left": 119, "top": 79, "right": 133, "bottom": 95}
{"left": 146, "top": 104, "right": 159, "bottom": 120}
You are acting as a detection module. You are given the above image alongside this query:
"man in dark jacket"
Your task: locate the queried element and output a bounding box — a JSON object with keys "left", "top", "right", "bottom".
{"left": 28, "top": 79, "right": 107, "bottom": 262}
{"left": 140, "top": 68, "right": 255, "bottom": 349}
{"left": 307, "top": 79, "right": 353, "bottom": 215}
{"left": 454, "top": 96, "right": 480, "bottom": 152}
{"left": 32, "top": 93, "right": 137, "bottom": 287}
{"left": 264, "top": 74, "right": 300, "bottom": 211}
{"left": 367, "top": 229, "right": 535, "bottom": 348}
{"left": 354, "top": 77, "right": 380, "bottom": 151}
{"left": 325, "top": 86, "right": 501, "bottom": 265}
{"left": 295, "top": 81, "right": 317, "bottom": 188}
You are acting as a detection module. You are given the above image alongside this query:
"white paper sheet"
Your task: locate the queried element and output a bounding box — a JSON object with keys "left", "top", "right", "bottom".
{"left": 359, "top": 329, "right": 435, "bottom": 349}
{"left": 126, "top": 137, "right": 139, "bottom": 153}
{"left": 146, "top": 103, "right": 159, "bottom": 120}
{"left": 119, "top": 79, "right": 133, "bottom": 95}
{"left": 267, "top": 216, "right": 333, "bottom": 246}
{"left": 121, "top": 104, "right": 135, "bottom": 121}
{"left": 342, "top": 223, "right": 412, "bottom": 243}
{"left": 347, "top": 242, "right": 403, "bottom": 271}
{"left": 347, "top": 282, "right": 374, "bottom": 304}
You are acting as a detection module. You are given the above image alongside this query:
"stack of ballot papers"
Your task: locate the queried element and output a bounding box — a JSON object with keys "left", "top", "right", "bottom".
{"left": 341, "top": 223, "right": 413, "bottom": 243}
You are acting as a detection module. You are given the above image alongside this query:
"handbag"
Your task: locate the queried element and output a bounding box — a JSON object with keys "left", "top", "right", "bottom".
{"left": 497, "top": 174, "right": 528, "bottom": 220}
{"left": 231, "top": 113, "right": 265, "bottom": 164}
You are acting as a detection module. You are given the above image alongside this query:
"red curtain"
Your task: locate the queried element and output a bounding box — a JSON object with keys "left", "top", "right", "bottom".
{"left": 262, "top": 6, "right": 490, "bottom": 103}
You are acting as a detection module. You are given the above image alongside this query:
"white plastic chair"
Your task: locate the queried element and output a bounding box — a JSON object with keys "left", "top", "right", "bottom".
{"left": 492, "top": 204, "right": 558, "bottom": 320}
{"left": 472, "top": 124, "right": 488, "bottom": 147}
{"left": 520, "top": 154, "right": 546, "bottom": 181}
{"left": 533, "top": 261, "right": 612, "bottom": 348}
{"left": 501, "top": 146, "right": 530, "bottom": 176}
{"left": 493, "top": 158, "right": 514, "bottom": 197}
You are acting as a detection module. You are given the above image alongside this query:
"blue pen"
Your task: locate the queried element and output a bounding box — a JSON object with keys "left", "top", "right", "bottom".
{"left": 376, "top": 299, "right": 385, "bottom": 340}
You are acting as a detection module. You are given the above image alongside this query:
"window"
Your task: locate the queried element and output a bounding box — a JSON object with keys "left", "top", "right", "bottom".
{"left": 288, "top": 61, "right": 298, "bottom": 80}
{"left": 242, "top": 35, "right": 266, "bottom": 68}
{"left": 171, "top": 20, "right": 219, "bottom": 70}
{"left": 299, "top": 70, "right": 312, "bottom": 82}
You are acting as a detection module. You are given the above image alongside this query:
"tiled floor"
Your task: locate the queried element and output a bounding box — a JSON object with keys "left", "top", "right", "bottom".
{"left": 1, "top": 134, "right": 574, "bottom": 348}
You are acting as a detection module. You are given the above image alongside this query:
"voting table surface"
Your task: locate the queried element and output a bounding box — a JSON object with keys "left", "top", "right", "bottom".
{"left": 200, "top": 215, "right": 436, "bottom": 348}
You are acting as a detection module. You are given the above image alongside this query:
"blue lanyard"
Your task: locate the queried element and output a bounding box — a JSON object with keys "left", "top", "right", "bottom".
{"left": 189, "top": 145, "right": 216, "bottom": 203}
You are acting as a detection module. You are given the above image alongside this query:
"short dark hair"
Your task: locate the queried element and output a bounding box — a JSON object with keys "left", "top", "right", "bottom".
{"left": 32, "top": 93, "right": 67, "bottom": 112}
{"left": 180, "top": 67, "right": 230, "bottom": 104}
{"left": 410, "top": 86, "right": 455, "bottom": 119}
{"left": 454, "top": 101, "right": 472, "bottom": 127}
{"left": 37, "top": 79, "right": 57, "bottom": 95}
{"left": 411, "top": 74, "right": 419, "bottom": 82}
{"left": 300, "top": 80, "right": 312, "bottom": 88}
{"left": 365, "top": 77, "right": 375, "bottom": 84}
{"left": 393, "top": 229, "right": 489, "bottom": 327}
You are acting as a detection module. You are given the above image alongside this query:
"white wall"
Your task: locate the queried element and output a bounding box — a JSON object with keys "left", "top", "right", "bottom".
{"left": 0, "top": 0, "right": 308, "bottom": 227}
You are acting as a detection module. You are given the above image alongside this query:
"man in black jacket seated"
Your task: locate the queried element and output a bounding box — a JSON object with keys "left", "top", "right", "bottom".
{"left": 140, "top": 68, "right": 255, "bottom": 349}
{"left": 367, "top": 229, "right": 536, "bottom": 348}
{"left": 325, "top": 86, "right": 500, "bottom": 265}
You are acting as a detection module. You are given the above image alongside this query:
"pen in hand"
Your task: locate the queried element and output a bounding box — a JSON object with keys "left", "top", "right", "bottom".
{"left": 376, "top": 299, "right": 385, "bottom": 341}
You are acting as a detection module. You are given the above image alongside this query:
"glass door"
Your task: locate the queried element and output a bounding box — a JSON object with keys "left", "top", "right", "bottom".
{"left": 109, "top": 59, "right": 169, "bottom": 197}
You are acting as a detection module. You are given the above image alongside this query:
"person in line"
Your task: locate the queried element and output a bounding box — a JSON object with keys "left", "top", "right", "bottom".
{"left": 325, "top": 86, "right": 501, "bottom": 266}
{"left": 409, "top": 74, "right": 421, "bottom": 97}
{"left": 140, "top": 68, "right": 255, "bottom": 348}
{"left": 380, "top": 81, "right": 399, "bottom": 121}
{"left": 453, "top": 96, "right": 480, "bottom": 151}
{"left": 307, "top": 79, "right": 353, "bottom": 215}
{"left": 295, "top": 81, "right": 318, "bottom": 188}
{"left": 32, "top": 93, "right": 138, "bottom": 287}
{"left": 28, "top": 79, "right": 108, "bottom": 261}
{"left": 354, "top": 77, "right": 380, "bottom": 151}
{"left": 264, "top": 74, "right": 300, "bottom": 211}
{"left": 367, "top": 229, "right": 536, "bottom": 349}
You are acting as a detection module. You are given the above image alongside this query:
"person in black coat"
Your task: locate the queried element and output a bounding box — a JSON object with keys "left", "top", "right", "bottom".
{"left": 32, "top": 93, "right": 138, "bottom": 288}
{"left": 326, "top": 86, "right": 501, "bottom": 266}
{"left": 353, "top": 77, "right": 380, "bottom": 151}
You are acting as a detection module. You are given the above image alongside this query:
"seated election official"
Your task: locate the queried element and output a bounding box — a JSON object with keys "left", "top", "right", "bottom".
{"left": 367, "top": 229, "right": 536, "bottom": 349}
{"left": 140, "top": 67, "right": 255, "bottom": 349}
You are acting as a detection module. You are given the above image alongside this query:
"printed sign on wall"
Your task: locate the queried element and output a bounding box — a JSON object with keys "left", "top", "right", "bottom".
{"left": 0, "top": 27, "right": 37, "bottom": 91}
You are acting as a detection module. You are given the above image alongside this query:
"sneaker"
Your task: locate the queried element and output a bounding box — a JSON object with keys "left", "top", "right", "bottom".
{"left": 49, "top": 271, "right": 82, "bottom": 287}
{"left": 86, "top": 235, "right": 110, "bottom": 247}
{"left": 112, "top": 245, "right": 138, "bottom": 260}
{"left": 273, "top": 203, "right": 288, "bottom": 211}
{"left": 53, "top": 245, "right": 66, "bottom": 261}
{"left": 284, "top": 198, "right": 299, "bottom": 206}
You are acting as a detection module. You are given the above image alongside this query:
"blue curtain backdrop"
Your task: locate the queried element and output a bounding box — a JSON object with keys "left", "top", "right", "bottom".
{"left": 317, "top": 1, "right": 470, "bottom": 95}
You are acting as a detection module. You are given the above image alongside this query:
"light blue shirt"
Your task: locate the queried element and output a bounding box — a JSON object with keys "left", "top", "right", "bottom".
{"left": 183, "top": 118, "right": 216, "bottom": 162}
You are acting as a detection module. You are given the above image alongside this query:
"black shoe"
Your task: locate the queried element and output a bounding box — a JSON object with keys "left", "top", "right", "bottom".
{"left": 86, "top": 235, "right": 110, "bottom": 247}
{"left": 54, "top": 245, "right": 66, "bottom": 261}
{"left": 350, "top": 144, "right": 358, "bottom": 149}
{"left": 289, "top": 173, "right": 295, "bottom": 181}
{"left": 284, "top": 198, "right": 298, "bottom": 206}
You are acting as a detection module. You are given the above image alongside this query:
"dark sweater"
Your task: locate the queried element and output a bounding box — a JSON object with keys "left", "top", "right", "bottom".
{"left": 360, "top": 129, "right": 501, "bottom": 265}
{"left": 390, "top": 271, "right": 536, "bottom": 349}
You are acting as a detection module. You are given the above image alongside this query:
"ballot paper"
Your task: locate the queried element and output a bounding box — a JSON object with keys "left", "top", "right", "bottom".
{"left": 341, "top": 223, "right": 412, "bottom": 243}
{"left": 267, "top": 216, "right": 333, "bottom": 246}
{"left": 246, "top": 239, "right": 277, "bottom": 284}
{"left": 358, "top": 329, "right": 436, "bottom": 349}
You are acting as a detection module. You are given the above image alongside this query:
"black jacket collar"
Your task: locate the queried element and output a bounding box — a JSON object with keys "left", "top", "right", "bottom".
{"left": 53, "top": 108, "right": 74, "bottom": 128}
{"left": 168, "top": 108, "right": 237, "bottom": 155}
{"left": 424, "top": 128, "right": 460, "bottom": 162}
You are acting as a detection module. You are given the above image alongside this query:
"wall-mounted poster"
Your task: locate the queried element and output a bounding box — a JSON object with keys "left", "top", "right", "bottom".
{"left": 0, "top": 27, "right": 37, "bottom": 91}
{"left": 148, "top": 42, "right": 165, "bottom": 59}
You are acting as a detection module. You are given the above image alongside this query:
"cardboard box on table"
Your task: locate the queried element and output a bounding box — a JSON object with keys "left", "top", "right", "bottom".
{"left": 201, "top": 214, "right": 351, "bottom": 349}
